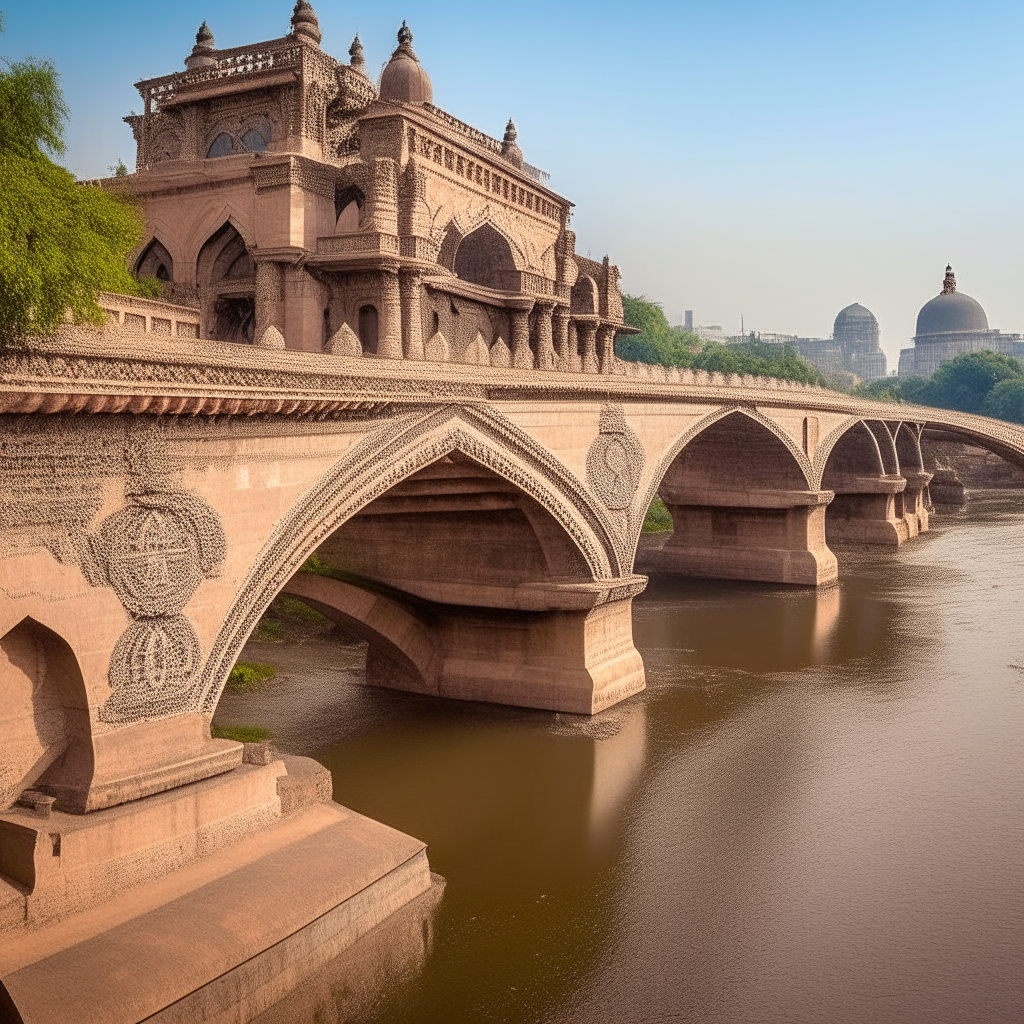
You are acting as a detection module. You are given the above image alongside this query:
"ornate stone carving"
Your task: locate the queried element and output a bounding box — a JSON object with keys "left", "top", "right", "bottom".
{"left": 489, "top": 336, "right": 512, "bottom": 368}
{"left": 424, "top": 330, "right": 450, "bottom": 362}
{"left": 587, "top": 404, "right": 644, "bottom": 510}
{"left": 86, "top": 433, "right": 226, "bottom": 723}
{"left": 257, "top": 325, "right": 286, "bottom": 349}
{"left": 327, "top": 322, "right": 362, "bottom": 356}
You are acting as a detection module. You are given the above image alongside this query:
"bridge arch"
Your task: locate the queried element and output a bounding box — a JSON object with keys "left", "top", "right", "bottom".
{"left": 199, "top": 404, "right": 635, "bottom": 715}
{"left": 635, "top": 407, "right": 833, "bottom": 586}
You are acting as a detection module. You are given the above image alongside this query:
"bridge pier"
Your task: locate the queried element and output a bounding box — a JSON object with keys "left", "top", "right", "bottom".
{"left": 282, "top": 572, "right": 647, "bottom": 715}
{"left": 642, "top": 490, "right": 838, "bottom": 586}
{"left": 824, "top": 475, "right": 911, "bottom": 546}
{"left": 902, "top": 469, "right": 933, "bottom": 538}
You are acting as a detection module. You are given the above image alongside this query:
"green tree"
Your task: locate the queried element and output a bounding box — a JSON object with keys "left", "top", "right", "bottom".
{"left": 982, "top": 377, "right": 1024, "bottom": 424}
{"left": 926, "top": 350, "right": 1024, "bottom": 414}
{"left": 0, "top": 49, "right": 155, "bottom": 337}
{"left": 617, "top": 294, "right": 825, "bottom": 384}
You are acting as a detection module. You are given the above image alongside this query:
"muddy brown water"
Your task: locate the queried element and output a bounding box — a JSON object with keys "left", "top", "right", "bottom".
{"left": 215, "top": 492, "right": 1024, "bottom": 1024}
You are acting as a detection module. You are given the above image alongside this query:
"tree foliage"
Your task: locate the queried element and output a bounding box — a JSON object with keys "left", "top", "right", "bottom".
{"left": 617, "top": 293, "right": 826, "bottom": 384}
{"left": 0, "top": 53, "right": 155, "bottom": 337}
{"left": 853, "top": 351, "right": 1024, "bottom": 424}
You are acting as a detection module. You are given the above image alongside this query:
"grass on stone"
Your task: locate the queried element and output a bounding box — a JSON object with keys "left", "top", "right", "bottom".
{"left": 277, "top": 595, "right": 327, "bottom": 624}
{"left": 254, "top": 617, "right": 286, "bottom": 642}
{"left": 211, "top": 724, "right": 271, "bottom": 743}
{"left": 227, "top": 661, "right": 277, "bottom": 693}
{"left": 643, "top": 496, "right": 673, "bottom": 532}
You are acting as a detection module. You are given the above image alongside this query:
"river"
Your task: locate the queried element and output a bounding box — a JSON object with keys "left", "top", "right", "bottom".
{"left": 215, "top": 492, "right": 1024, "bottom": 1024}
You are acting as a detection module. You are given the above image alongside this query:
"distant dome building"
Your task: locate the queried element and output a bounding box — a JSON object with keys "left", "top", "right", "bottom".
{"left": 833, "top": 302, "right": 886, "bottom": 380}
{"left": 898, "top": 266, "right": 1022, "bottom": 376}
{"left": 789, "top": 300, "right": 887, "bottom": 382}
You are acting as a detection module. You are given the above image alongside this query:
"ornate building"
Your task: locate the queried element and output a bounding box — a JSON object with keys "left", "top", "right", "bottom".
{"left": 120, "top": 2, "right": 631, "bottom": 370}
{"left": 898, "top": 266, "right": 1023, "bottom": 376}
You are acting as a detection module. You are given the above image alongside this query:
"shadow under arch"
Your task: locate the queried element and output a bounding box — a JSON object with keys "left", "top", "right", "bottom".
{"left": 634, "top": 407, "right": 834, "bottom": 586}
{"left": 633, "top": 406, "right": 815, "bottom": 559}
{"left": 199, "top": 405, "right": 636, "bottom": 715}
{"left": 0, "top": 616, "right": 94, "bottom": 813}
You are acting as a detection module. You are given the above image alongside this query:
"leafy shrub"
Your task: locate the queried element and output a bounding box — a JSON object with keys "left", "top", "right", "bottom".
{"left": 227, "top": 661, "right": 277, "bottom": 693}
{"left": 643, "top": 496, "right": 673, "bottom": 532}
{"left": 255, "top": 617, "right": 286, "bottom": 642}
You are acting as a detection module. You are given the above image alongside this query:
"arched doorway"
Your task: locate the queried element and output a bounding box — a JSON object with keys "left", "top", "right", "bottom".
{"left": 196, "top": 223, "right": 256, "bottom": 343}
{"left": 454, "top": 225, "right": 519, "bottom": 291}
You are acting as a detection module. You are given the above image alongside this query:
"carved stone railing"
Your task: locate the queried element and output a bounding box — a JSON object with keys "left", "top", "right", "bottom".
{"left": 96, "top": 292, "right": 200, "bottom": 339}
{"left": 317, "top": 233, "right": 401, "bottom": 256}
{"left": 422, "top": 104, "right": 551, "bottom": 185}
{"left": 143, "top": 41, "right": 303, "bottom": 111}
{"left": 422, "top": 105, "right": 504, "bottom": 156}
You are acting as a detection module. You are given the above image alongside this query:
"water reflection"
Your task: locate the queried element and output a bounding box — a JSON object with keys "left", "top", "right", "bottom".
{"left": 250, "top": 878, "right": 445, "bottom": 1024}
{"left": 246, "top": 493, "right": 1023, "bottom": 1024}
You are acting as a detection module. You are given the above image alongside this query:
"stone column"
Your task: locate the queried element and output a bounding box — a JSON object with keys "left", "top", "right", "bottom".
{"left": 577, "top": 316, "right": 599, "bottom": 374}
{"left": 400, "top": 270, "right": 425, "bottom": 360}
{"left": 377, "top": 264, "right": 403, "bottom": 360}
{"left": 254, "top": 260, "right": 284, "bottom": 346}
{"left": 597, "top": 324, "right": 617, "bottom": 375}
{"left": 510, "top": 300, "right": 535, "bottom": 370}
{"left": 552, "top": 306, "right": 572, "bottom": 371}
{"left": 824, "top": 475, "right": 911, "bottom": 546}
{"left": 901, "top": 469, "right": 933, "bottom": 537}
{"left": 535, "top": 300, "right": 557, "bottom": 371}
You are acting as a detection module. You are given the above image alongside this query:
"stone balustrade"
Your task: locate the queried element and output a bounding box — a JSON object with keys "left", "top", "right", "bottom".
{"left": 97, "top": 292, "right": 200, "bottom": 339}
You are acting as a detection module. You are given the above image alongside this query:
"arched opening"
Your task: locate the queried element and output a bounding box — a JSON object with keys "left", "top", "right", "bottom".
{"left": 136, "top": 238, "right": 174, "bottom": 282}
{"left": 209, "top": 445, "right": 642, "bottom": 718}
{"left": 206, "top": 132, "right": 235, "bottom": 158}
{"left": 571, "top": 275, "right": 598, "bottom": 315}
{"left": 454, "top": 224, "right": 519, "bottom": 291}
{"left": 642, "top": 411, "right": 835, "bottom": 585}
{"left": 241, "top": 128, "right": 268, "bottom": 152}
{"left": 358, "top": 304, "right": 379, "bottom": 354}
{"left": 196, "top": 222, "right": 255, "bottom": 344}
{"left": 821, "top": 421, "right": 909, "bottom": 546}
{"left": 0, "top": 617, "right": 93, "bottom": 813}
{"left": 335, "top": 185, "right": 365, "bottom": 232}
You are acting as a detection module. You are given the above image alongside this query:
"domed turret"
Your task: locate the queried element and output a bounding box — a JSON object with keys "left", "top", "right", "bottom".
{"left": 915, "top": 265, "right": 989, "bottom": 336}
{"left": 185, "top": 21, "right": 218, "bottom": 69}
{"left": 290, "top": 1, "right": 322, "bottom": 47}
{"left": 501, "top": 119, "right": 523, "bottom": 170}
{"left": 379, "top": 22, "right": 432, "bottom": 104}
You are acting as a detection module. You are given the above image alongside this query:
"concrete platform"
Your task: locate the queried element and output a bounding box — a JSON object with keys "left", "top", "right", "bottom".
{"left": 0, "top": 774, "right": 430, "bottom": 1024}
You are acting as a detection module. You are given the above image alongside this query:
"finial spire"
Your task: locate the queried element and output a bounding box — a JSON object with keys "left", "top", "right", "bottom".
{"left": 943, "top": 264, "right": 956, "bottom": 294}
{"left": 291, "top": 0, "right": 322, "bottom": 46}
{"left": 185, "top": 20, "right": 218, "bottom": 69}
{"left": 501, "top": 119, "right": 523, "bottom": 169}
{"left": 398, "top": 20, "right": 413, "bottom": 46}
{"left": 349, "top": 34, "right": 365, "bottom": 71}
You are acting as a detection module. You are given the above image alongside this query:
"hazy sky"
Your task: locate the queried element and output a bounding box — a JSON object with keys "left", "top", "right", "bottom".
{"left": 5, "top": 0, "right": 1022, "bottom": 362}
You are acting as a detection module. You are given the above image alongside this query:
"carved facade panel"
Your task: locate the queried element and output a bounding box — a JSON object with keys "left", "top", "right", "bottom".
{"left": 586, "top": 404, "right": 645, "bottom": 510}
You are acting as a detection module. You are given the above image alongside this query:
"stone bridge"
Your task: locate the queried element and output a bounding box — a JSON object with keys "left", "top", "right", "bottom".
{"left": 2, "top": 323, "right": 1022, "bottom": 1022}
